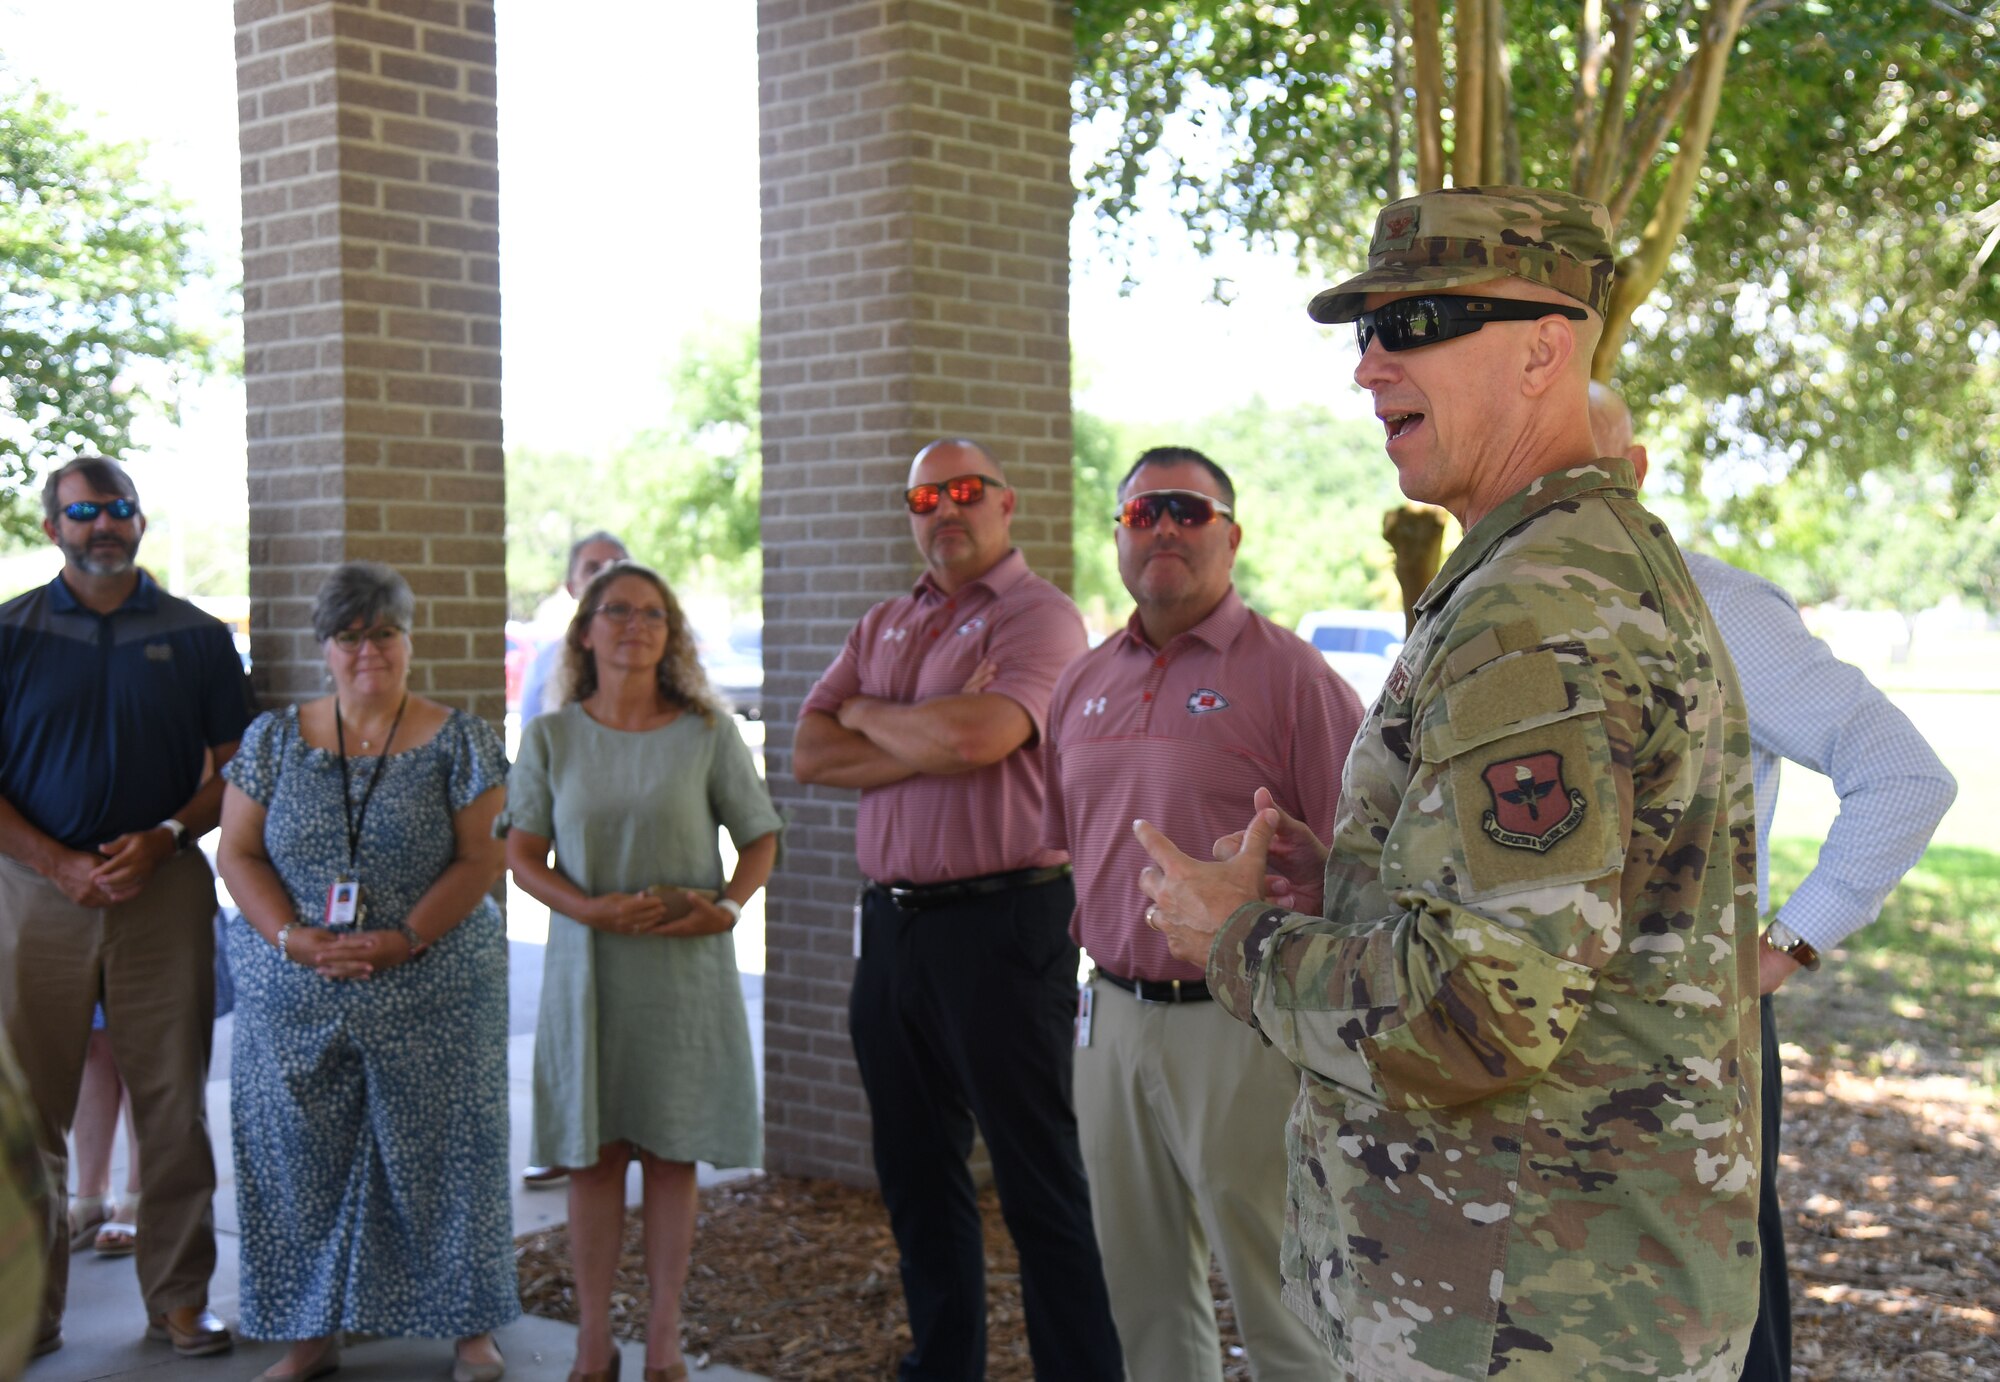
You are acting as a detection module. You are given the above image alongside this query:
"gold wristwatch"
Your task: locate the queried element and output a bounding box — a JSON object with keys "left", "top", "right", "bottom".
{"left": 1761, "top": 919, "right": 1821, "bottom": 972}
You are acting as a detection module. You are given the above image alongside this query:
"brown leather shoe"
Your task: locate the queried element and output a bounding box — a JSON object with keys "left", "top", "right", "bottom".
{"left": 146, "top": 1306, "right": 235, "bottom": 1357}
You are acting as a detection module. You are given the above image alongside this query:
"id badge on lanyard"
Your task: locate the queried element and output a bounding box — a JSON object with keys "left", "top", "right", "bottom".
{"left": 332, "top": 694, "right": 405, "bottom": 930}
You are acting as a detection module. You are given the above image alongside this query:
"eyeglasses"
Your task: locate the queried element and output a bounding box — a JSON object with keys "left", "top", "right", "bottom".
{"left": 61, "top": 499, "right": 140, "bottom": 522}
{"left": 1354, "top": 295, "right": 1589, "bottom": 354}
{"left": 330, "top": 626, "right": 404, "bottom": 650}
{"left": 1115, "top": 490, "right": 1234, "bottom": 530}
{"left": 905, "top": 474, "right": 1003, "bottom": 515}
{"left": 590, "top": 602, "right": 669, "bottom": 626}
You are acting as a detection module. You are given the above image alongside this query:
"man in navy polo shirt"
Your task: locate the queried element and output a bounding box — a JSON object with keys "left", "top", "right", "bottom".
{"left": 0, "top": 456, "right": 251, "bottom": 1361}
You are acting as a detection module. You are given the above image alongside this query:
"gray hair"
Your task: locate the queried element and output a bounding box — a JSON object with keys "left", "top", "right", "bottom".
{"left": 567, "top": 530, "right": 628, "bottom": 580}
{"left": 312, "top": 562, "right": 415, "bottom": 643}
{"left": 42, "top": 456, "right": 140, "bottom": 526}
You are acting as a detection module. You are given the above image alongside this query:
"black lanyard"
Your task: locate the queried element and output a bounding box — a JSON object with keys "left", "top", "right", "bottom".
{"left": 334, "top": 694, "right": 407, "bottom": 869}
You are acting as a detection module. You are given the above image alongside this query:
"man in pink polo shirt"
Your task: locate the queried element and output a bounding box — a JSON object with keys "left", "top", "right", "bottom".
{"left": 1044, "top": 446, "right": 1364, "bottom": 1381}
{"left": 794, "top": 438, "right": 1122, "bottom": 1382}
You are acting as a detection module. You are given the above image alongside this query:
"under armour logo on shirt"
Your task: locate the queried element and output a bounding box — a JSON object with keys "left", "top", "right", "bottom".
{"left": 1081, "top": 697, "right": 1108, "bottom": 716}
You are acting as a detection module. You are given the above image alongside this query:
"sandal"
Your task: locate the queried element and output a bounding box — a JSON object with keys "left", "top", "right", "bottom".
{"left": 68, "top": 1194, "right": 112, "bottom": 1252}
{"left": 95, "top": 1199, "right": 138, "bottom": 1257}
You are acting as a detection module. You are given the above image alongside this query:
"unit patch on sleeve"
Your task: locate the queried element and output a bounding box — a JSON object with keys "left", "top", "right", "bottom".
{"left": 1479, "top": 751, "right": 1586, "bottom": 852}
{"left": 1185, "top": 688, "right": 1230, "bottom": 715}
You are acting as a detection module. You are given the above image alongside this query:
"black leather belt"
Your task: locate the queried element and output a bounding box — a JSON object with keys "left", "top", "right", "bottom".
{"left": 873, "top": 864, "right": 1072, "bottom": 912}
{"left": 1095, "top": 967, "right": 1212, "bottom": 1004}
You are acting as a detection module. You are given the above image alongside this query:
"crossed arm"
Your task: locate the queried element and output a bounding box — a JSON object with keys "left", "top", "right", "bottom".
{"left": 793, "top": 659, "right": 1026, "bottom": 788}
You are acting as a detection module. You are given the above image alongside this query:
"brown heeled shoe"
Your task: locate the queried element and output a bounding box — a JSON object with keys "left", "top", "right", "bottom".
{"left": 566, "top": 1352, "right": 620, "bottom": 1382}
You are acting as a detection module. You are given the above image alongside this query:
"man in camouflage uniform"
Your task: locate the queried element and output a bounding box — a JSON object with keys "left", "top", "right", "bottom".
{"left": 1135, "top": 186, "right": 1763, "bottom": 1381}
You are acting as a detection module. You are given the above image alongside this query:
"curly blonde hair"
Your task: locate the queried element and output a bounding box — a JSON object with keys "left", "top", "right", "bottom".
{"left": 559, "top": 561, "right": 725, "bottom": 722}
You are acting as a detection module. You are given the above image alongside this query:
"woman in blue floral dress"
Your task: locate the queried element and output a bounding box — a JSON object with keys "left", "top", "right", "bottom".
{"left": 217, "top": 562, "right": 515, "bottom": 1382}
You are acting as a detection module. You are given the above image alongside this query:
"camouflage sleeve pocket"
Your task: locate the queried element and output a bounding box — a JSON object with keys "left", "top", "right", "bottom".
{"left": 1418, "top": 651, "right": 1621, "bottom": 901}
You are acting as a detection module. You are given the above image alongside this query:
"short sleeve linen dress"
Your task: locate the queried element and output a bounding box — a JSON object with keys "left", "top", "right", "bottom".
{"left": 221, "top": 704, "right": 517, "bottom": 1340}
{"left": 508, "top": 703, "right": 782, "bottom": 1169}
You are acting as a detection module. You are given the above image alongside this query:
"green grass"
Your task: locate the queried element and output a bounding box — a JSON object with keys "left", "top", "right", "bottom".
{"left": 1769, "top": 838, "right": 2000, "bottom": 1087}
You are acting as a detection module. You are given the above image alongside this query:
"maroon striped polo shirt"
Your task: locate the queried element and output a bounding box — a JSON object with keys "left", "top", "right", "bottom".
{"left": 802, "top": 548, "right": 1088, "bottom": 886}
{"left": 1044, "top": 589, "right": 1365, "bottom": 982}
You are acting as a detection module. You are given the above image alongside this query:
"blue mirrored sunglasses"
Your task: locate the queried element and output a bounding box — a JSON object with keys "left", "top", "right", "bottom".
{"left": 62, "top": 499, "right": 140, "bottom": 522}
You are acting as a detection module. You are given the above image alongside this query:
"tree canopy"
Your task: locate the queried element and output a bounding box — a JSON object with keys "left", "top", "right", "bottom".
{"left": 0, "top": 75, "right": 210, "bottom": 537}
{"left": 1073, "top": 2, "right": 1999, "bottom": 597}
{"left": 506, "top": 322, "right": 762, "bottom": 618}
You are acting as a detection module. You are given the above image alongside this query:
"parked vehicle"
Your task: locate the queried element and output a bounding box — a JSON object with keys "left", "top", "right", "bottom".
{"left": 1294, "top": 608, "right": 1407, "bottom": 706}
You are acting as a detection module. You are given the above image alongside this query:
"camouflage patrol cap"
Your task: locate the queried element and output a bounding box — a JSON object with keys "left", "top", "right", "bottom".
{"left": 1307, "top": 185, "right": 1617, "bottom": 324}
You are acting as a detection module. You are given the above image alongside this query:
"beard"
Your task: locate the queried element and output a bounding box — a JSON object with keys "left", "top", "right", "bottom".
{"left": 61, "top": 532, "right": 139, "bottom": 576}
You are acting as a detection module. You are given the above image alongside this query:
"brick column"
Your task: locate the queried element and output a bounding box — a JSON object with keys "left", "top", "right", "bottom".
{"left": 758, "top": 1, "right": 1075, "bottom": 1181}
{"left": 235, "top": 0, "right": 504, "bottom": 719}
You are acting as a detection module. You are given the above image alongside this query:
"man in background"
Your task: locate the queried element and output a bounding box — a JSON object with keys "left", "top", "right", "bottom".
{"left": 1045, "top": 445, "right": 1361, "bottom": 1380}
{"left": 519, "top": 530, "right": 630, "bottom": 723}
{"left": 1591, "top": 383, "right": 1959, "bottom": 1382}
{"left": 0, "top": 456, "right": 251, "bottom": 1360}
{"left": 794, "top": 438, "right": 1121, "bottom": 1381}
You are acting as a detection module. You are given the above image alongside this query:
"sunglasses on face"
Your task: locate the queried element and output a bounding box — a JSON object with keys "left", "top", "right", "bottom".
{"left": 62, "top": 499, "right": 140, "bottom": 522}
{"left": 331, "top": 626, "right": 404, "bottom": 650}
{"left": 1355, "top": 295, "right": 1589, "bottom": 354}
{"left": 1115, "top": 490, "right": 1234, "bottom": 530}
{"left": 905, "top": 473, "right": 1003, "bottom": 515}
{"left": 590, "top": 602, "right": 668, "bottom": 627}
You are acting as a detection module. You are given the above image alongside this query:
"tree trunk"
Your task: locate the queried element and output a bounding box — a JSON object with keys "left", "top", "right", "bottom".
{"left": 1453, "top": 0, "right": 1488, "bottom": 184}
{"left": 1594, "top": 0, "right": 1750, "bottom": 377}
{"left": 1386, "top": 0, "right": 1410, "bottom": 199}
{"left": 1384, "top": 505, "right": 1449, "bottom": 633}
{"left": 1412, "top": 0, "right": 1447, "bottom": 190}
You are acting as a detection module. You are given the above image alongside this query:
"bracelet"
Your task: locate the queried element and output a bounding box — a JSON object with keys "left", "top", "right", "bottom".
{"left": 276, "top": 922, "right": 297, "bottom": 963}
{"left": 716, "top": 898, "right": 743, "bottom": 924}
{"left": 391, "top": 921, "right": 428, "bottom": 958}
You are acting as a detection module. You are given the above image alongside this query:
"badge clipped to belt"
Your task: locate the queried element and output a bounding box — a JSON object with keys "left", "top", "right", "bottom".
{"left": 328, "top": 693, "right": 407, "bottom": 930}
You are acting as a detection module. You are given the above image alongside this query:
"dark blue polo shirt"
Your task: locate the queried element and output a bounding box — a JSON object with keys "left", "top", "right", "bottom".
{"left": 0, "top": 570, "right": 254, "bottom": 851}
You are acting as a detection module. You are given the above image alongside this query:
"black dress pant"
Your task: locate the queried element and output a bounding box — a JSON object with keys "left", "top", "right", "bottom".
{"left": 1740, "top": 994, "right": 1792, "bottom": 1380}
{"left": 849, "top": 876, "right": 1123, "bottom": 1381}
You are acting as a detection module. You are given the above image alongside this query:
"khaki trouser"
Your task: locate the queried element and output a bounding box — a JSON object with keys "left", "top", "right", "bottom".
{"left": 0, "top": 848, "right": 218, "bottom": 1326}
{"left": 1077, "top": 976, "right": 1333, "bottom": 1382}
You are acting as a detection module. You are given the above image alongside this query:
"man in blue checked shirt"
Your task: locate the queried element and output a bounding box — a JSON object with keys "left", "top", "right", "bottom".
{"left": 1592, "top": 384, "right": 1960, "bottom": 1382}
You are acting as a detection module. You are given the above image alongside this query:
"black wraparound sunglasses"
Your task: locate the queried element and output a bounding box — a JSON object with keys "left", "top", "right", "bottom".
{"left": 1356, "top": 295, "right": 1589, "bottom": 354}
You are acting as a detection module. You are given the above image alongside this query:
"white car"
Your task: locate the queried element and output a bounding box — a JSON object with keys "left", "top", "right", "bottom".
{"left": 1295, "top": 609, "right": 1407, "bottom": 706}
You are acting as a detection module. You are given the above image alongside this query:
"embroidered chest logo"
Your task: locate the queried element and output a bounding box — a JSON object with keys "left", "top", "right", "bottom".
{"left": 1480, "top": 751, "right": 1587, "bottom": 852}
{"left": 881, "top": 627, "right": 909, "bottom": 642}
{"left": 144, "top": 643, "right": 174, "bottom": 662}
{"left": 1384, "top": 654, "right": 1414, "bottom": 702}
{"left": 1080, "top": 696, "right": 1108, "bottom": 717}
{"left": 956, "top": 616, "right": 985, "bottom": 636}
{"left": 1185, "top": 688, "right": 1230, "bottom": 715}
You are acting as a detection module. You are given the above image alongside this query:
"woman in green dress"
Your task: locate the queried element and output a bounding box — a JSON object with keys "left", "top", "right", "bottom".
{"left": 504, "top": 561, "right": 780, "bottom": 1382}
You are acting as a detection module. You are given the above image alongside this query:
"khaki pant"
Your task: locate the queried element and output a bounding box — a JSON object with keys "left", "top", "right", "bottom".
{"left": 1077, "top": 977, "right": 1332, "bottom": 1382}
{"left": 0, "top": 849, "right": 218, "bottom": 1326}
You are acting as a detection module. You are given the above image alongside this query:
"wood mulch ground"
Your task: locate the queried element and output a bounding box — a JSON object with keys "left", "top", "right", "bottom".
{"left": 517, "top": 1042, "right": 1998, "bottom": 1380}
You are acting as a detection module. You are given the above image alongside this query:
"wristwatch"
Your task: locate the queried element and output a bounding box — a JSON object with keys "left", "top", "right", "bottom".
{"left": 159, "top": 818, "right": 188, "bottom": 850}
{"left": 716, "top": 898, "right": 743, "bottom": 924}
{"left": 1761, "top": 918, "right": 1821, "bottom": 972}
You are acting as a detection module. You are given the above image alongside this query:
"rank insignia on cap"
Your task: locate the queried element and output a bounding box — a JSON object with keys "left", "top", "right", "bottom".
{"left": 1379, "top": 208, "right": 1418, "bottom": 249}
{"left": 1185, "top": 688, "right": 1230, "bottom": 714}
{"left": 1480, "top": 751, "right": 1587, "bottom": 852}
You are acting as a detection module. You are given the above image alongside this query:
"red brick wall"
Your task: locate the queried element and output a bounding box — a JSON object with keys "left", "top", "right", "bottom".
{"left": 757, "top": 0, "right": 1076, "bottom": 1181}
{"left": 235, "top": 0, "right": 504, "bottom": 719}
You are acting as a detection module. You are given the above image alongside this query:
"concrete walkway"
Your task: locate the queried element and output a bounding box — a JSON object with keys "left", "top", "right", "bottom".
{"left": 29, "top": 942, "right": 768, "bottom": 1382}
